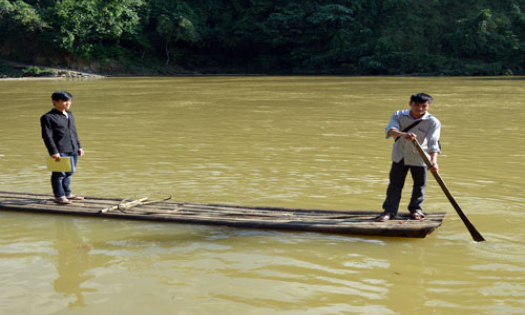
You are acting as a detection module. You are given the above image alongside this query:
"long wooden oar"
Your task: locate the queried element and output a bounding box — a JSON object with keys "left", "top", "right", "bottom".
{"left": 412, "top": 139, "right": 485, "bottom": 242}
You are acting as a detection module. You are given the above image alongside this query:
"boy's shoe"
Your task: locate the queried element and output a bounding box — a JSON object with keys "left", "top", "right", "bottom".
{"left": 54, "top": 197, "right": 72, "bottom": 204}
{"left": 66, "top": 195, "right": 84, "bottom": 200}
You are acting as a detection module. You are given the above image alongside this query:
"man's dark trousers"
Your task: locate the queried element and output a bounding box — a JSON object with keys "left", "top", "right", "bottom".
{"left": 382, "top": 159, "right": 427, "bottom": 216}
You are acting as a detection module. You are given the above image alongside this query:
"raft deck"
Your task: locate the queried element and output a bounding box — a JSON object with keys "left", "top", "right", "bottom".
{"left": 0, "top": 191, "right": 445, "bottom": 238}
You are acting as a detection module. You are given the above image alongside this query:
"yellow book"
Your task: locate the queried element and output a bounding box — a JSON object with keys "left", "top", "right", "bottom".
{"left": 46, "top": 157, "right": 72, "bottom": 172}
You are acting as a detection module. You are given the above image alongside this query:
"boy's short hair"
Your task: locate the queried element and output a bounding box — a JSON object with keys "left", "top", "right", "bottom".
{"left": 51, "top": 91, "right": 73, "bottom": 102}
{"left": 411, "top": 93, "right": 433, "bottom": 104}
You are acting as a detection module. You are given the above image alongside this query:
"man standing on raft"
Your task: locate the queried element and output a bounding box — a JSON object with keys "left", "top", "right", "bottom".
{"left": 377, "top": 93, "right": 441, "bottom": 222}
{"left": 41, "top": 91, "right": 85, "bottom": 204}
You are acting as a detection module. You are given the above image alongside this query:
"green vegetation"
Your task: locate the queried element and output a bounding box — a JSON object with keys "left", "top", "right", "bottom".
{"left": 21, "top": 65, "right": 54, "bottom": 76}
{"left": 1, "top": 0, "right": 525, "bottom": 76}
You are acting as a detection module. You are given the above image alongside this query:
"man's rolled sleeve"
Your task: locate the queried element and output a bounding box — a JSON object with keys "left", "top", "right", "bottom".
{"left": 426, "top": 120, "right": 441, "bottom": 153}
{"left": 385, "top": 112, "right": 401, "bottom": 139}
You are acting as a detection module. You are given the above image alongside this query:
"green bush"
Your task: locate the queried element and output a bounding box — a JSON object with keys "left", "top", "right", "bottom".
{"left": 21, "top": 66, "right": 54, "bottom": 77}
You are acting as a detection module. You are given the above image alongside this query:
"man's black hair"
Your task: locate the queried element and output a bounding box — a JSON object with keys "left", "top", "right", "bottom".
{"left": 410, "top": 93, "right": 433, "bottom": 104}
{"left": 51, "top": 91, "right": 73, "bottom": 102}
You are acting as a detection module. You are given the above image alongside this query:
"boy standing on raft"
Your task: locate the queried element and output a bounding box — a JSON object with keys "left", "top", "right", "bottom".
{"left": 41, "top": 91, "right": 85, "bottom": 204}
{"left": 377, "top": 93, "right": 441, "bottom": 221}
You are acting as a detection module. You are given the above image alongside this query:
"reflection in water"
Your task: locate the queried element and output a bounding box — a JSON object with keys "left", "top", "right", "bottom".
{"left": 53, "top": 218, "right": 106, "bottom": 308}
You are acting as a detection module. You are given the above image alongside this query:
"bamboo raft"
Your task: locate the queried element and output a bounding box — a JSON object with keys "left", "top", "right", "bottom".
{"left": 0, "top": 191, "right": 445, "bottom": 238}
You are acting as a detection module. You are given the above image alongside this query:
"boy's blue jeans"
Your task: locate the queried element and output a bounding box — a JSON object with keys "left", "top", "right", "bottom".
{"left": 382, "top": 159, "right": 427, "bottom": 216}
{"left": 51, "top": 152, "right": 78, "bottom": 199}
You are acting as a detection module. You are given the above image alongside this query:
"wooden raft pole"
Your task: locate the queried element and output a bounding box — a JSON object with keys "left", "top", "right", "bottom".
{"left": 100, "top": 197, "right": 148, "bottom": 213}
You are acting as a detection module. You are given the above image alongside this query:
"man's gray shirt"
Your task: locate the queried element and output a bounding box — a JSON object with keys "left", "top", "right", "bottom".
{"left": 386, "top": 110, "right": 441, "bottom": 167}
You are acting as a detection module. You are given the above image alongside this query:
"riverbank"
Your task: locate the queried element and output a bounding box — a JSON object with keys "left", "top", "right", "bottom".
{"left": 0, "top": 59, "right": 249, "bottom": 79}
{"left": 0, "top": 60, "right": 104, "bottom": 80}
{"left": 2, "top": 58, "right": 523, "bottom": 80}
{"left": 0, "top": 59, "right": 266, "bottom": 79}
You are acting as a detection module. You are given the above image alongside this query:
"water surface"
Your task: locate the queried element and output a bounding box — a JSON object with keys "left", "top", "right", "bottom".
{"left": 1, "top": 76, "right": 524, "bottom": 314}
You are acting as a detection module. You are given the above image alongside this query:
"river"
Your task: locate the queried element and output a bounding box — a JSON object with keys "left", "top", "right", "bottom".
{"left": 1, "top": 76, "right": 524, "bottom": 314}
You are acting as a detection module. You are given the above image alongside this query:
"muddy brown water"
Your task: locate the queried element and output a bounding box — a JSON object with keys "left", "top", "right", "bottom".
{"left": 1, "top": 76, "right": 524, "bottom": 314}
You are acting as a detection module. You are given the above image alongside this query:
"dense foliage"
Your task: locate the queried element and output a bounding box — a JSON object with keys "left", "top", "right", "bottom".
{"left": 1, "top": 0, "right": 524, "bottom": 75}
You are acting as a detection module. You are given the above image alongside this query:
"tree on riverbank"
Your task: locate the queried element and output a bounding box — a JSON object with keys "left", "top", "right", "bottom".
{"left": 1, "top": 0, "right": 524, "bottom": 76}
